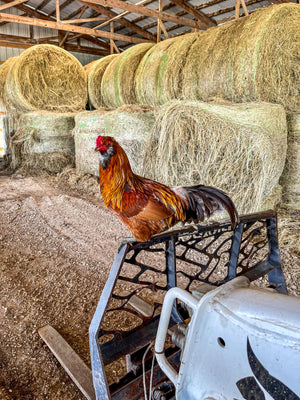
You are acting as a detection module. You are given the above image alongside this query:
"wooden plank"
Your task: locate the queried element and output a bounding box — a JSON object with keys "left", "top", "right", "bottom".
{"left": 56, "top": 0, "right": 61, "bottom": 22}
{"left": 82, "top": 1, "right": 156, "bottom": 41}
{"left": 39, "top": 325, "right": 96, "bottom": 400}
{"left": 35, "top": 0, "right": 52, "bottom": 11}
{"left": 0, "top": 13, "right": 150, "bottom": 44}
{"left": 60, "top": 5, "right": 87, "bottom": 45}
{"left": 240, "top": 0, "right": 249, "bottom": 16}
{"left": 128, "top": 294, "right": 154, "bottom": 317}
{"left": 169, "top": 0, "right": 216, "bottom": 26}
{"left": 0, "top": 33, "right": 109, "bottom": 55}
{"left": 62, "top": 16, "right": 106, "bottom": 23}
{"left": 0, "top": 0, "right": 28, "bottom": 12}
{"left": 94, "top": 0, "right": 152, "bottom": 30}
{"left": 49, "top": 0, "right": 78, "bottom": 17}
{"left": 235, "top": 0, "right": 241, "bottom": 19}
{"left": 0, "top": 0, "right": 58, "bottom": 20}
{"left": 85, "top": 0, "right": 206, "bottom": 29}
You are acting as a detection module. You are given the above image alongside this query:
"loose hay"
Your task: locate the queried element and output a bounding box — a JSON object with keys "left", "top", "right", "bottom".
{"left": 280, "top": 113, "right": 300, "bottom": 209}
{"left": 5, "top": 44, "right": 87, "bottom": 112}
{"left": 101, "top": 43, "right": 154, "bottom": 108}
{"left": 87, "top": 54, "right": 119, "bottom": 109}
{"left": 136, "top": 4, "right": 300, "bottom": 111}
{"left": 11, "top": 111, "right": 76, "bottom": 174}
{"left": 142, "top": 101, "right": 287, "bottom": 214}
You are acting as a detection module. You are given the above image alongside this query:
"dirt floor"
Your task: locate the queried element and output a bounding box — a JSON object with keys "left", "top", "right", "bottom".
{"left": 0, "top": 168, "right": 299, "bottom": 400}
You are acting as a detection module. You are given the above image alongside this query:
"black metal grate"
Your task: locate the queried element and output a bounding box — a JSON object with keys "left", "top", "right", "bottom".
{"left": 89, "top": 210, "right": 287, "bottom": 400}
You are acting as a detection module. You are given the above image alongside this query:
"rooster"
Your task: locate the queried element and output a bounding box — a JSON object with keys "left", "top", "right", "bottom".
{"left": 95, "top": 136, "right": 239, "bottom": 242}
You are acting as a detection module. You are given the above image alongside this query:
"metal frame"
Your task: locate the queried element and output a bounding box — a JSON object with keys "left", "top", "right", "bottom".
{"left": 89, "top": 210, "right": 287, "bottom": 400}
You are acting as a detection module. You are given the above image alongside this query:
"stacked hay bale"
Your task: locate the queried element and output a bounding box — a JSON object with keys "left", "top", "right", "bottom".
{"left": 74, "top": 105, "right": 154, "bottom": 176}
{"left": 104, "top": 105, "right": 155, "bottom": 174}
{"left": 280, "top": 114, "right": 300, "bottom": 209}
{"left": 142, "top": 101, "right": 287, "bottom": 214}
{"left": 0, "top": 45, "right": 87, "bottom": 172}
{"left": 11, "top": 112, "right": 76, "bottom": 173}
{"left": 101, "top": 43, "right": 154, "bottom": 108}
{"left": 135, "top": 3, "right": 300, "bottom": 112}
{"left": 5, "top": 44, "right": 87, "bottom": 112}
{"left": 74, "top": 108, "right": 111, "bottom": 176}
{"left": 85, "top": 54, "right": 118, "bottom": 109}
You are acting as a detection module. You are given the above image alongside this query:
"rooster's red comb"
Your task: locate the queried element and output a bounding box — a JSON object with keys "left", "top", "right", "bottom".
{"left": 96, "top": 136, "right": 103, "bottom": 148}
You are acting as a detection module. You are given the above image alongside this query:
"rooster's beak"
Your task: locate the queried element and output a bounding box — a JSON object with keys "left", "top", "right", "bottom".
{"left": 95, "top": 147, "right": 99, "bottom": 152}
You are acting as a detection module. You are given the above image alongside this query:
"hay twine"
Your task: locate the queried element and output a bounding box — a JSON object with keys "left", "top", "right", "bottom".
{"left": 5, "top": 44, "right": 87, "bottom": 112}
{"left": 142, "top": 101, "right": 286, "bottom": 214}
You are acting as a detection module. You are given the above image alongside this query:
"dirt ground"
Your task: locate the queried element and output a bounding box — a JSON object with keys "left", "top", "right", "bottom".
{"left": 0, "top": 169, "right": 299, "bottom": 400}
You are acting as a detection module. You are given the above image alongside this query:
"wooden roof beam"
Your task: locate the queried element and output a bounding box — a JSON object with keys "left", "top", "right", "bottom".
{"left": 0, "top": 0, "right": 54, "bottom": 20}
{"left": 0, "top": 0, "right": 28, "bottom": 12}
{"left": 81, "top": 1, "right": 156, "bottom": 40}
{"left": 94, "top": 0, "right": 153, "bottom": 30}
{"left": 0, "top": 32, "right": 109, "bottom": 55}
{"left": 169, "top": 0, "right": 216, "bottom": 27}
{"left": 0, "top": 12, "right": 150, "bottom": 44}
{"left": 49, "top": 0, "right": 75, "bottom": 17}
{"left": 84, "top": 0, "right": 207, "bottom": 29}
{"left": 35, "top": 0, "right": 52, "bottom": 11}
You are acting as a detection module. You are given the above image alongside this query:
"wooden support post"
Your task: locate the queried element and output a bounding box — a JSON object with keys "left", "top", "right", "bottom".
{"left": 240, "top": 0, "right": 249, "bottom": 16}
{"left": 235, "top": 0, "right": 241, "bottom": 19}
{"left": 157, "top": 0, "right": 162, "bottom": 42}
{"left": 110, "top": 21, "right": 114, "bottom": 53}
{"left": 109, "top": 22, "right": 120, "bottom": 53}
{"left": 235, "top": 0, "right": 249, "bottom": 19}
{"left": 56, "top": 0, "right": 61, "bottom": 23}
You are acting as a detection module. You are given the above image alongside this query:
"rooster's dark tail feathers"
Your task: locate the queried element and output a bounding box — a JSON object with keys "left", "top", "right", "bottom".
{"left": 175, "top": 184, "right": 239, "bottom": 229}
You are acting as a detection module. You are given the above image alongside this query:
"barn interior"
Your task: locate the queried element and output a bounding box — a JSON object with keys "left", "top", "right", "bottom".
{"left": 0, "top": 0, "right": 299, "bottom": 399}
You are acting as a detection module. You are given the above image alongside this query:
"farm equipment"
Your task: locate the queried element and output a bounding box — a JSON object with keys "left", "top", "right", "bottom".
{"left": 39, "top": 210, "right": 300, "bottom": 400}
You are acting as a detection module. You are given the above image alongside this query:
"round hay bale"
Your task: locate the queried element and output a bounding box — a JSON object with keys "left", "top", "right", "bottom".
{"left": 142, "top": 101, "right": 287, "bottom": 214}
{"left": 104, "top": 105, "right": 155, "bottom": 174}
{"left": 135, "top": 4, "right": 300, "bottom": 111}
{"left": 101, "top": 43, "right": 154, "bottom": 108}
{"left": 87, "top": 54, "right": 119, "bottom": 109}
{"left": 0, "top": 57, "right": 17, "bottom": 111}
{"left": 135, "top": 34, "right": 198, "bottom": 106}
{"left": 135, "top": 37, "right": 177, "bottom": 106}
{"left": 84, "top": 59, "right": 98, "bottom": 75}
{"left": 5, "top": 45, "right": 87, "bottom": 112}
{"left": 11, "top": 111, "right": 76, "bottom": 173}
{"left": 182, "top": 3, "right": 300, "bottom": 111}
{"left": 74, "top": 108, "right": 112, "bottom": 176}
{"left": 280, "top": 113, "right": 300, "bottom": 209}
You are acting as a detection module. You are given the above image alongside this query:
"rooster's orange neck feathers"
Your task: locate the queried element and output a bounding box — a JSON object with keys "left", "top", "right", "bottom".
{"left": 99, "top": 142, "right": 141, "bottom": 210}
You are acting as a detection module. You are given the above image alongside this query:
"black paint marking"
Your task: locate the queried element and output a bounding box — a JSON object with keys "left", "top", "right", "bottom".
{"left": 247, "top": 338, "right": 299, "bottom": 400}
{"left": 237, "top": 376, "right": 266, "bottom": 400}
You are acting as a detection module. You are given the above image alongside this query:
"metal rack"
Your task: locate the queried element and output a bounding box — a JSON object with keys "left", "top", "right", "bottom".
{"left": 89, "top": 210, "right": 286, "bottom": 400}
